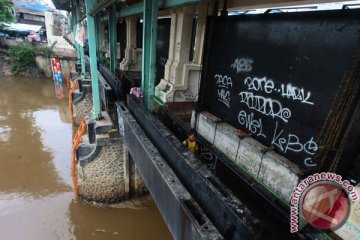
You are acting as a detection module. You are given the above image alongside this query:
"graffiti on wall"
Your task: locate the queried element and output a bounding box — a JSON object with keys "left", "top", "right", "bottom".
{"left": 213, "top": 57, "right": 319, "bottom": 168}
{"left": 51, "top": 58, "right": 64, "bottom": 99}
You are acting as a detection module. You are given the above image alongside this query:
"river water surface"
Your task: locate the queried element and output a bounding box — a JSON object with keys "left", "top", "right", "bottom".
{"left": 0, "top": 76, "right": 172, "bottom": 240}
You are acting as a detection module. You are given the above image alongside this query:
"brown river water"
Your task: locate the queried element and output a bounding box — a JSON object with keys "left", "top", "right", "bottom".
{"left": 0, "top": 76, "right": 172, "bottom": 240}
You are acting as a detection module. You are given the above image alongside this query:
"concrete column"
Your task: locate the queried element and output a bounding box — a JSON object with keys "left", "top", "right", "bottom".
{"left": 123, "top": 145, "right": 130, "bottom": 200}
{"left": 169, "top": 7, "right": 193, "bottom": 87}
{"left": 155, "top": 6, "right": 205, "bottom": 103}
{"left": 109, "top": 5, "right": 117, "bottom": 73}
{"left": 96, "top": 15, "right": 103, "bottom": 63}
{"left": 193, "top": 5, "right": 207, "bottom": 64}
{"left": 120, "top": 17, "right": 142, "bottom": 71}
{"left": 163, "top": 10, "right": 177, "bottom": 81}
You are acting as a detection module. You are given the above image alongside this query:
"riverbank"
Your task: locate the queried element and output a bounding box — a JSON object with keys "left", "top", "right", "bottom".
{"left": 0, "top": 47, "right": 46, "bottom": 78}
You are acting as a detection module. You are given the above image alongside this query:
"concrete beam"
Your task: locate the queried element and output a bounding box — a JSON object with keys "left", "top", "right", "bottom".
{"left": 117, "top": 102, "right": 224, "bottom": 239}
{"left": 90, "top": 0, "right": 116, "bottom": 16}
{"left": 125, "top": 96, "right": 263, "bottom": 239}
{"left": 225, "top": 0, "right": 356, "bottom": 10}
{"left": 96, "top": 14, "right": 103, "bottom": 62}
{"left": 120, "top": 17, "right": 142, "bottom": 71}
{"left": 195, "top": 111, "right": 305, "bottom": 201}
{"left": 117, "top": 0, "right": 203, "bottom": 18}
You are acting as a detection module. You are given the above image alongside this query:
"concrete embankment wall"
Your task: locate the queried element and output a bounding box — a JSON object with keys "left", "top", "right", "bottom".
{"left": 0, "top": 36, "right": 76, "bottom": 78}
{"left": 35, "top": 55, "right": 76, "bottom": 79}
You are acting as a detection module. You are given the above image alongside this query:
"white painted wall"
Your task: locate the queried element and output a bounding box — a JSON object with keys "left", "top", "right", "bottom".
{"left": 44, "top": 12, "right": 74, "bottom": 51}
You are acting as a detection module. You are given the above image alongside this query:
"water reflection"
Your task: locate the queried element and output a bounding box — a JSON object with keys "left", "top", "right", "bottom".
{"left": 0, "top": 76, "right": 70, "bottom": 197}
{"left": 0, "top": 193, "right": 74, "bottom": 239}
{"left": 0, "top": 76, "right": 172, "bottom": 240}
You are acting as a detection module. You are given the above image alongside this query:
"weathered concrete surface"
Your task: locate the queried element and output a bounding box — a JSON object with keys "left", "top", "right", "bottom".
{"left": 35, "top": 56, "right": 52, "bottom": 78}
{"left": 78, "top": 143, "right": 126, "bottom": 203}
{"left": 214, "top": 123, "right": 240, "bottom": 162}
{"left": 132, "top": 161, "right": 148, "bottom": 197}
{"left": 197, "top": 112, "right": 220, "bottom": 144}
{"left": 195, "top": 111, "right": 303, "bottom": 202}
{"left": 258, "top": 151, "right": 302, "bottom": 201}
{"left": 236, "top": 137, "right": 264, "bottom": 177}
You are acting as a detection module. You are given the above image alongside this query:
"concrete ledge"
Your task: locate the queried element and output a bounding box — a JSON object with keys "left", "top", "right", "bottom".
{"left": 258, "top": 151, "right": 303, "bottom": 201}
{"left": 94, "top": 111, "right": 116, "bottom": 134}
{"left": 195, "top": 111, "right": 304, "bottom": 202}
{"left": 98, "top": 72, "right": 115, "bottom": 111}
{"left": 196, "top": 112, "right": 220, "bottom": 144}
{"left": 117, "top": 102, "right": 223, "bottom": 240}
{"left": 73, "top": 78, "right": 92, "bottom": 105}
{"left": 125, "top": 97, "right": 263, "bottom": 239}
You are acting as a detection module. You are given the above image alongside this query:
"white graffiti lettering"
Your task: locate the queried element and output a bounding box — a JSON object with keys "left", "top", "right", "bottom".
{"left": 303, "top": 137, "right": 318, "bottom": 155}
{"left": 215, "top": 74, "right": 232, "bottom": 88}
{"left": 239, "top": 91, "right": 291, "bottom": 123}
{"left": 215, "top": 74, "right": 232, "bottom": 108}
{"left": 217, "top": 89, "right": 231, "bottom": 108}
{"left": 244, "top": 76, "right": 274, "bottom": 93}
{"left": 304, "top": 158, "right": 318, "bottom": 167}
{"left": 237, "top": 110, "right": 266, "bottom": 138}
{"left": 271, "top": 121, "right": 318, "bottom": 155}
{"left": 281, "top": 83, "right": 314, "bottom": 105}
{"left": 230, "top": 58, "right": 253, "bottom": 73}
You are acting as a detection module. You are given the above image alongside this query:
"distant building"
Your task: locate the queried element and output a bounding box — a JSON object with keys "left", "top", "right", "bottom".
{"left": 15, "top": 8, "right": 45, "bottom": 27}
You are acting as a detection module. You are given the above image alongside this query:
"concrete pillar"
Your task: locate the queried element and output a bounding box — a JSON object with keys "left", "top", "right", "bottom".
{"left": 169, "top": 7, "right": 193, "bottom": 87}
{"left": 96, "top": 15, "right": 104, "bottom": 62}
{"left": 163, "top": 10, "right": 177, "bottom": 81}
{"left": 120, "top": 17, "right": 142, "bottom": 71}
{"left": 128, "top": 154, "right": 148, "bottom": 197}
{"left": 75, "top": 112, "right": 147, "bottom": 204}
{"left": 155, "top": 5, "right": 207, "bottom": 103}
{"left": 141, "top": 0, "right": 159, "bottom": 110}
{"left": 123, "top": 145, "right": 130, "bottom": 199}
{"left": 72, "top": 79, "right": 93, "bottom": 126}
{"left": 109, "top": 5, "right": 117, "bottom": 73}
{"left": 193, "top": 5, "right": 207, "bottom": 64}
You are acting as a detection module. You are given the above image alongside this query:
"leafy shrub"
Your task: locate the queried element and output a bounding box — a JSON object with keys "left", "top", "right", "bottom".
{"left": 8, "top": 42, "right": 55, "bottom": 74}
{"left": 8, "top": 43, "right": 36, "bottom": 73}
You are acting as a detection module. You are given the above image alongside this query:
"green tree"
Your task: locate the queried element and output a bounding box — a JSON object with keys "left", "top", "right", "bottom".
{"left": 0, "top": 0, "right": 15, "bottom": 23}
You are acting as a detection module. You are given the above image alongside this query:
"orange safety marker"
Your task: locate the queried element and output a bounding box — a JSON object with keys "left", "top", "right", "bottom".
{"left": 71, "top": 117, "right": 87, "bottom": 195}
{"left": 66, "top": 63, "right": 75, "bottom": 89}
{"left": 68, "top": 78, "right": 79, "bottom": 125}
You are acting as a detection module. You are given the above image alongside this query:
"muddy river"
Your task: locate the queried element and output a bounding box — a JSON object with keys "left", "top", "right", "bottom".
{"left": 0, "top": 76, "right": 172, "bottom": 240}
